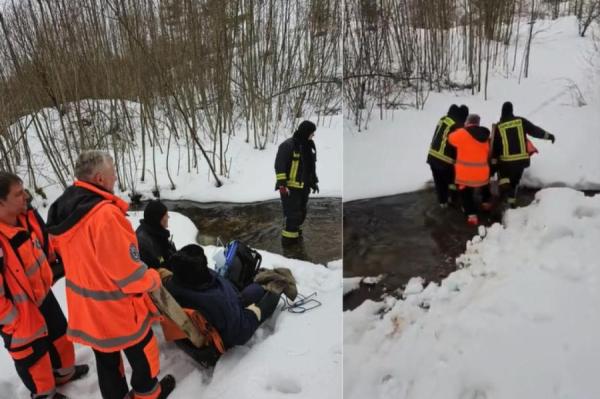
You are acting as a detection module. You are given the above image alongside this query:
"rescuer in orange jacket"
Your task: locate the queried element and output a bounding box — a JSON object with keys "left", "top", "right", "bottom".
{"left": 46, "top": 151, "right": 175, "bottom": 399}
{"left": 448, "top": 114, "right": 492, "bottom": 225}
{"left": 0, "top": 172, "right": 88, "bottom": 399}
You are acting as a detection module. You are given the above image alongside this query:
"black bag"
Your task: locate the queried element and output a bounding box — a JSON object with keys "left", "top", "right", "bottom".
{"left": 221, "top": 240, "right": 262, "bottom": 291}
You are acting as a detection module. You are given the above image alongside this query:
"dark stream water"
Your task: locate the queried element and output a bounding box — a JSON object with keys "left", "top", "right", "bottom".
{"left": 342, "top": 187, "right": 539, "bottom": 310}
{"left": 133, "top": 198, "right": 342, "bottom": 266}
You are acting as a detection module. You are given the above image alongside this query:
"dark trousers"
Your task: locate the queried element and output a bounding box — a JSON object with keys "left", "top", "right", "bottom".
{"left": 460, "top": 186, "right": 492, "bottom": 216}
{"left": 5, "top": 291, "right": 75, "bottom": 398}
{"left": 93, "top": 330, "right": 160, "bottom": 399}
{"left": 498, "top": 166, "right": 525, "bottom": 205}
{"left": 280, "top": 187, "right": 310, "bottom": 239}
{"left": 239, "top": 283, "right": 266, "bottom": 307}
{"left": 430, "top": 164, "right": 455, "bottom": 205}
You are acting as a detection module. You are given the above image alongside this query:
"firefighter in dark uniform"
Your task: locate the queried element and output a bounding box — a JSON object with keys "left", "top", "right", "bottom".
{"left": 491, "top": 101, "right": 555, "bottom": 207}
{"left": 274, "top": 120, "right": 318, "bottom": 244}
{"left": 427, "top": 104, "right": 468, "bottom": 207}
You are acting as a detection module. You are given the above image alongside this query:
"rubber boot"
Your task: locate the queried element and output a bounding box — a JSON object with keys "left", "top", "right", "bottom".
{"left": 56, "top": 364, "right": 90, "bottom": 386}
{"left": 157, "top": 374, "right": 176, "bottom": 399}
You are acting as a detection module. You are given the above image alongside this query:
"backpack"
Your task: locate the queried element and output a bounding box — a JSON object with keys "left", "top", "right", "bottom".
{"left": 219, "top": 240, "right": 262, "bottom": 291}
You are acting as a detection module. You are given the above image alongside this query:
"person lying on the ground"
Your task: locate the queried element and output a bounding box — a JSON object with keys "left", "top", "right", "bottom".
{"left": 162, "top": 244, "right": 282, "bottom": 349}
{"left": 136, "top": 200, "right": 176, "bottom": 270}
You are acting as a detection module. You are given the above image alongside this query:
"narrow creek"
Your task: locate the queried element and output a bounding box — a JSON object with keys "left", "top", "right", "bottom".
{"left": 342, "top": 187, "right": 542, "bottom": 310}
{"left": 133, "top": 198, "right": 342, "bottom": 267}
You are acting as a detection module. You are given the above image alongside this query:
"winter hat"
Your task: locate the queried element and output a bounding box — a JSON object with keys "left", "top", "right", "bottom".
{"left": 143, "top": 200, "right": 168, "bottom": 228}
{"left": 293, "top": 120, "right": 317, "bottom": 141}
{"left": 170, "top": 244, "right": 211, "bottom": 288}
{"left": 457, "top": 105, "right": 469, "bottom": 124}
{"left": 501, "top": 101, "right": 514, "bottom": 119}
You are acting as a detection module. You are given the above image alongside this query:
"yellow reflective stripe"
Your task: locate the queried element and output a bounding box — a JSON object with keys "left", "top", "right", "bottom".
{"left": 276, "top": 173, "right": 287, "bottom": 180}
{"left": 455, "top": 160, "right": 489, "bottom": 167}
{"left": 67, "top": 312, "right": 155, "bottom": 350}
{"left": 0, "top": 307, "right": 18, "bottom": 324}
{"left": 507, "top": 197, "right": 517, "bottom": 204}
{"left": 11, "top": 325, "right": 47, "bottom": 346}
{"left": 66, "top": 279, "right": 127, "bottom": 301}
{"left": 499, "top": 153, "right": 530, "bottom": 161}
{"left": 438, "top": 117, "right": 454, "bottom": 154}
{"left": 499, "top": 178, "right": 511, "bottom": 185}
{"left": 498, "top": 119, "right": 527, "bottom": 160}
{"left": 448, "top": 184, "right": 457, "bottom": 190}
{"left": 287, "top": 181, "right": 304, "bottom": 189}
{"left": 281, "top": 230, "right": 299, "bottom": 238}
{"left": 25, "top": 254, "right": 47, "bottom": 277}
{"left": 289, "top": 160, "right": 299, "bottom": 184}
{"left": 428, "top": 149, "right": 455, "bottom": 164}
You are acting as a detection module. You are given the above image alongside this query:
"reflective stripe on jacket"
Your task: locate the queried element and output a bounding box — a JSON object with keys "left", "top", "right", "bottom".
{"left": 0, "top": 222, "right": 53, "bottom": 349}
{"left": 428, "top": 116, "right": 458, "bottom": 165}
{"left": 448, "top": 127, "right": 490, "bottom": 188}
{"left": 274, "top": 137, "right": 306, "bottom": 189}
{"left": 49, "top": 181, "right": 161, "bottom": 352}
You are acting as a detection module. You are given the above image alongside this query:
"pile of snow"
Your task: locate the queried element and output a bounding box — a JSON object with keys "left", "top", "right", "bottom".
{"left": 344, "top": 17, "right": 600, "bottom": 201}
{"left": 0, "top": 212, "right": 342, "bottom": 399}
{"left": 344, "top": 188, "right": 600, "bottom": 398}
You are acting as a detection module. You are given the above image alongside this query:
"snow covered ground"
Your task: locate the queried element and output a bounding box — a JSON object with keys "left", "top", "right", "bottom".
{"left": 345, "top": 187, "right": 600, "bottom": 398}
{"left": 15, "top": 112, "right": 342, "bottom": 207}
{"left": 344, "top": 16, "right": 600, "bottom": 201}
{"left": 0, "top": 212, "right": 342, "bottom": 399}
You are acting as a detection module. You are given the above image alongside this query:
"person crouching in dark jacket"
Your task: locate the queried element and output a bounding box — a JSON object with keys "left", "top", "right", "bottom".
{"left": 164, "top": 245, "right": 281, "bottom": 349}
{"left": 136, "top": 200, "right": 176, "bottom": 269}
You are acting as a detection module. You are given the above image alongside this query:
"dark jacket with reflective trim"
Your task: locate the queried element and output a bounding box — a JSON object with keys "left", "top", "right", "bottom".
{"left": 427, "top": 115, "right": 462, "bottom": 169}
{"left": 164, "top": 270, "right": 259, "bottom": 349}
{"left": 274, "top": 136, "right": 318, "bottom": 190}
{"left": 0, "top": 220, "right": 54, "bottom": 349}
{"left": 47, "top": 180, "right": 161, "bottom": 352}
{"left": 492, "top": 116, "right": 549, "bottom": 169}
{"left": 136, "top": 220, "right": 176, "bottom": 270}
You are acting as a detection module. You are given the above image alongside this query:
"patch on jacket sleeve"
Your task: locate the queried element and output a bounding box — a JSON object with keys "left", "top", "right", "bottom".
{"left": 129, "top": 244, "right": 141, "bottom": 263}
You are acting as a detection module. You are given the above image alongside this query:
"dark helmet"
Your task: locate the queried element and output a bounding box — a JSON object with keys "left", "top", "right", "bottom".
{"left": 447, "top": 104, "right": 459, "bottom": 119}
{"left": 501, "top": 101, "right": 514, "bottom": 119}
{"left": 293, "top": 120, "right": 317, "bottom": 141}
{"left": 457, "top": 105, "right": 469, "bottom": 124}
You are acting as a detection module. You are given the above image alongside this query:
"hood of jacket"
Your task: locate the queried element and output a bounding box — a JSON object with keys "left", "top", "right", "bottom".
{"left": 464, "top": 125, "right": 490, "bottom": 143}
{"left": 46, "top": 180, "right": 128, "bottom": 236}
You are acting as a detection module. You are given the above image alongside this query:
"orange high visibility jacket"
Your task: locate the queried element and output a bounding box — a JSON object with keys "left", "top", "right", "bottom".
{"left": 0, "top": 221, "right": 53, "bottom": 349}
{"left": 48, "top": 181, "right": 161, "bottom": 352}
{"left": 448, "top": 127, "right": 490, "bottom": 188}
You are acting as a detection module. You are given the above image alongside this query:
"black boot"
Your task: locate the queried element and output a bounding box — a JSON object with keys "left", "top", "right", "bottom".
{"left": 55, "top": 364, "right": 90, "bottom": 386}
{"left": 157, "top": 374, "right": 176, "bottom": 399}
{"left": 256, "top": 291, "right": 282, "bottom": 323}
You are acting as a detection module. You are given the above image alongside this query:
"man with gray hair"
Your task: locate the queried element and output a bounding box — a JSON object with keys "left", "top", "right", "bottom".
{"left": 47, "top": 150, "right": 176, "bottom": 399}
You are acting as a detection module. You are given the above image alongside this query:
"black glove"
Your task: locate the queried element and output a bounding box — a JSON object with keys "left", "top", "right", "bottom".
{"left": 548, "top": 133, "right": 555, "bottom": 144}
{"left": 311, "top": 184, "right": 319, "bottom": 194}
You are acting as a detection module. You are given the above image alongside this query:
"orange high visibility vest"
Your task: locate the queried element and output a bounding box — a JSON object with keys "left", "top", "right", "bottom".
{"left": 50, "top": 181, "right": 161, "bottom": 352}
{"left": 448, "top": 128, "right": 490, "bottom": 188}
{"left": 0, "top": 222, "right": 53, "bottom": 349}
